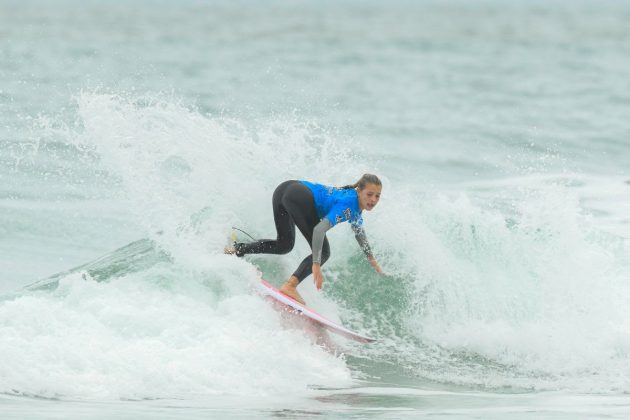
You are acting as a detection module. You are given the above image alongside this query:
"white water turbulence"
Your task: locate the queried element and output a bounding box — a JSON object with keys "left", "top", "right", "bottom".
{"left": 394, "top": 184, "right": 630, "bottom": 392}
{"left": 1, "top": 270, "right": 350, "bottom": 399}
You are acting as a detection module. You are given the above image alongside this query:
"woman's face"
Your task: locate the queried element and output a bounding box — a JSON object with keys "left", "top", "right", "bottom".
{"left": 358, "top": 183, "right": 382, "bottom": 211}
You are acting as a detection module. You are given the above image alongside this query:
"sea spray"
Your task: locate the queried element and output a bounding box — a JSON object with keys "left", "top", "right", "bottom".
{"left": 395, "top": 184, "right": 630, "bottom": 391}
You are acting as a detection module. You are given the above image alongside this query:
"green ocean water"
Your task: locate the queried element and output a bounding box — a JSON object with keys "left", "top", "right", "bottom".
{"left": 2, "top": 0, "right": 630, "bottom": 418}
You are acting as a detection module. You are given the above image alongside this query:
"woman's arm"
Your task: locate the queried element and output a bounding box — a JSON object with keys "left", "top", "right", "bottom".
{"left": 312, "top": 219, "right": 332, "bottom": 265}
{"left": 367, "top": 255, "right": 383, "bottom": 273}
{"left": 312, "top": 219, "right": 332, "bottom": 290}
{"left": 351, "top": 224, "right": 383, "bottom": 273}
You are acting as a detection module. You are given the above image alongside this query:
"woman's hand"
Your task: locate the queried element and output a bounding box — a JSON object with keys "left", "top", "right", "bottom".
{"left": 312, "top": 263, "right": 324, "bottom": 290}
{"left": 368, "top": 256, "right": 383, "bottom": 274}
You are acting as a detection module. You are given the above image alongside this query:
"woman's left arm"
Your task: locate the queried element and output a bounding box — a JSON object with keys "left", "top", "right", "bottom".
{"left": 367, "top": 255, "right": 383, "bottom": 273}
{"left": 352, "top": 224, "right": 383, "bottom": 274}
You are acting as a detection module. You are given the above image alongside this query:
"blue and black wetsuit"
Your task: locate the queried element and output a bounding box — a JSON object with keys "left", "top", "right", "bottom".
{"left": 234, "top": 180, "right": 373, "bottom": 282}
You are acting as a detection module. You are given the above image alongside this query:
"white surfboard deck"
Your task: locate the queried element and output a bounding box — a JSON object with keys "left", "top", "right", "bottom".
{"left": 256, "top": 280, "right": 376, "bottom": 343}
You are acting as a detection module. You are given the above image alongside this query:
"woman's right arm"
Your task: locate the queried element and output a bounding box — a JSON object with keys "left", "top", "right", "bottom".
{"left": 312, "top": 219, "right": 332, "bottom": 289}
{"left": 312, "top": 219, "right": 332, "bottom": 264}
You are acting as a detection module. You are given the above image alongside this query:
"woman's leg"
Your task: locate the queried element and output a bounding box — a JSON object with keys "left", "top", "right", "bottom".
{"left": 234, "top": 180, "right": 297, "bottom": 256}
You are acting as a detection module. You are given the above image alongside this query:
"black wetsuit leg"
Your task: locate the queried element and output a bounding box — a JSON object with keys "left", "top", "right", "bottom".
{"left": 235, "top": 180, "right": 330, "bottom": 283}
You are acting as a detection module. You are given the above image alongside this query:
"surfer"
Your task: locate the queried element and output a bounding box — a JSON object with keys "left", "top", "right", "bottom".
{"left": 225, "top": 174, "right": 383, "bottom": 304}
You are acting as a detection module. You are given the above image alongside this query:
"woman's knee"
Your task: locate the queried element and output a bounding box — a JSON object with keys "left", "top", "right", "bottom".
{"left": 276, "top": 237, "right": 295, "bottom": 254}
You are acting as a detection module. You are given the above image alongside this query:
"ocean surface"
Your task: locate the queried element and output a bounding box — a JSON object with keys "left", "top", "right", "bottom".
{"left": 2, "top": 0, "right": 630, "bottom": 418}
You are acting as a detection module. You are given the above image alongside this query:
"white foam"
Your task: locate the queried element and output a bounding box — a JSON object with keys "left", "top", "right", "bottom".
{"left": 0, "top": 266, "right": 352, "bottom": 399}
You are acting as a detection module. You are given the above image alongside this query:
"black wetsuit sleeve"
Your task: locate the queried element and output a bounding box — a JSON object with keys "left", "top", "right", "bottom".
{"left": 312, "top": 219, "right": 332, "bottom": 264}
{"left": 351, "top": 224, "right": 373, "bottom": 259}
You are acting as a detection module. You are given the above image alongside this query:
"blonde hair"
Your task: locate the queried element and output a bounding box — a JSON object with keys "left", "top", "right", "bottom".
{"left": 341, "top": 173, "right": 382, "bottom": 190}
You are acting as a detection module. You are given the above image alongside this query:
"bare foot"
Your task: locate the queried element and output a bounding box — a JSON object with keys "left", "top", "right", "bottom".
{"left": 279, "top": 277, "right": 305, "bottom": 305}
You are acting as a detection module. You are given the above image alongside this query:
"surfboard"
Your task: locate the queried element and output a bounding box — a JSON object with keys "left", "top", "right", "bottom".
{"left": 255, "top": 280, "right": 376, "bottom": 343}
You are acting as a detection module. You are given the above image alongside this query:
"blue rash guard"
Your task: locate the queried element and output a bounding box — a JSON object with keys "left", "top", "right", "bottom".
{"left": 300, "top": 180, "right": 363, "bottom": 227}
{"left": 300, "top": 180, "right": 372, "bottom": 264}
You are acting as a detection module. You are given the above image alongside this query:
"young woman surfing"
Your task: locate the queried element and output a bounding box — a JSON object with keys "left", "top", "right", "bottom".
{"left": 225, "top": 174, "right": 383, "bottom": 305}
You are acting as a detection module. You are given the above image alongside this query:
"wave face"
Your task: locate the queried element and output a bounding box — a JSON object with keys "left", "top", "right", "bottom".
{"left": 2, "top": 0, "right": 630, "bottom": 403}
